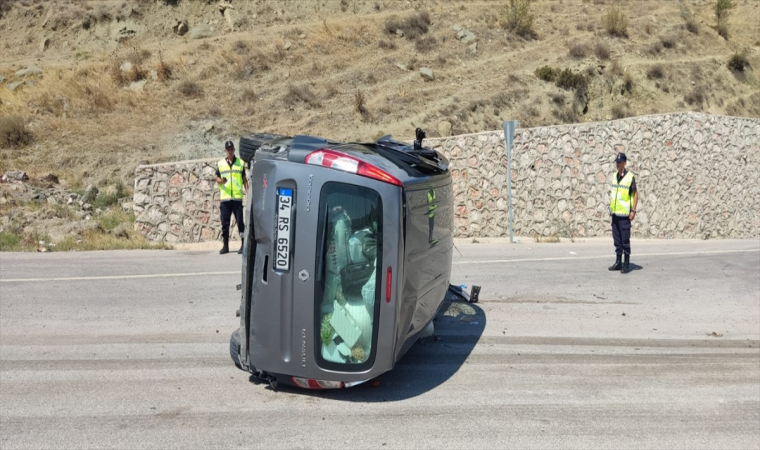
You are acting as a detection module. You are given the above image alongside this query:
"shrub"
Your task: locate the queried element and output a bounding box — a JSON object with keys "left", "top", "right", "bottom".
{"left": 556, "top": 68, "right": 588, "bottom": 94}
{"left": 728, "top": 52, "right": 749, "bottom": 72}
{"left": 0, "top": 116, "right": 32, "bottom": 148}
{"left": 354, "top": 90, "right": 371, "bottom": 121}
{"left": 178, "top": 79, "right": 203, "bottom": 98}
{"left": 647, "top": 64, "right": 665, "bottom": 79}
{"left": 569, "top": 43, "right": 590, "bottom": 59}
{"left": 156, "top": 54, "right": 172, "bottom": 81}
{"left": 611, "top": 102, "right": 632, "bottom": 119}
{"left": 378, "top": 40, "right": 396, "bottom": 50}
{"left": 602, "top": 6, "right": 629, "bottom": 37}
{"left": 685, "top": 17, "right": 699, "bottom": 34}
{"left": 622, "top": 72, "right": 634, "bottom": 94}
{"left": 661, "top": 36, "right": 677, "bottom": 49}
{"left": 501, "top": 0, "right": 536, "bottom": 39}
{"left": 715, "top": 0, "right": 733, "bottom": 26}
{"left": 535, "top": 65, "right": 558, "bottom": 82}
{"left": 684, "top": 85, "right": 707, "bottom": 107}
{"left": 284, "top": 84, "right": 321, "bottom": 109}
{"left": 109, "top": 58, "right": 125, "bottom": 85}
{"left": 595, "top": 42, "right": 611, "bottom": 60}
{"left": 414, "top": 36, "right": 437, "bottom": 53}
{"left": 384, "top": 11, "right": 431, "bottom": 40}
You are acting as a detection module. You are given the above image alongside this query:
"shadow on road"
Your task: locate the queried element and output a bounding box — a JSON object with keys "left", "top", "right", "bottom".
{"left": 259, "top": 290, "right": 486, "bottom": 402}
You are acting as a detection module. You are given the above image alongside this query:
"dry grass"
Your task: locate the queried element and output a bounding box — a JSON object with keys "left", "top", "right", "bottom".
{"left": 0, "top": 116, "right": 33, "bottom": 148}
{"left": 177, "top": 79, "right": 203, "bottom": 98}
{"left": 602, "top": 6, "right": 629, "bottom": 37}
{"left": 569, "top": 43, "right": 590, "bottom": 59}
{"left": 595, "top": 42, "right": 611, "bottom": 60}
{"left": 415, "top": 36, "right": 437, "bottom": 53}
{"left": 354, "top": 90, "right": 371, "bottom": 121}
{"left": 684, "top": 85, "right": 707, "bottom": 108}
{"left": 384, "top": 11, "right": 431, "bottom": 40}
{"left": 241, "top": 88, "right": 257, "bottom": 103}
{"left": 284, "top": 83, "right": 321, "bottom": 109}
{"left": 156, "top": 52, "right": 172, "bottom": 81}
{"left": 611, "top": 101, "right": 633, "bottom": 119}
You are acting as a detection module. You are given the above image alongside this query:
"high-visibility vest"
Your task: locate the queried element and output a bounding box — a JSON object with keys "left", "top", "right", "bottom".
{"left": 427, "top": 189, "right": 437, "bottom": 218}
{"left": 609, "top": 171, "right": 634, "bottom": 217}
{"left": 218, "top": 158, "right": 245, "bottom": 201}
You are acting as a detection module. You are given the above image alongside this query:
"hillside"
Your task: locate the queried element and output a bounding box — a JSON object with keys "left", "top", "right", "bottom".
{"left": 0, "top": 0, "right": 758, "bottom": 250}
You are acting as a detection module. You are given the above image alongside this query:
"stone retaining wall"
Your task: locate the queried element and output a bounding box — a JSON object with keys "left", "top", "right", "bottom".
{"left": 134, "top": 112, "right": 760, "bottom": 242}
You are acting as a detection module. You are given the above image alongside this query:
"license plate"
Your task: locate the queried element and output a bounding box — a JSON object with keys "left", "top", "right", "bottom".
{"left": 275, "top": 188, "right": 293, "bottom": 271}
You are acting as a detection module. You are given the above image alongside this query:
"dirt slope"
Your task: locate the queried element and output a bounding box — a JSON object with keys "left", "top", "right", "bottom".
{"left": 0, "top": 0, "right": 758, "bottom": 248}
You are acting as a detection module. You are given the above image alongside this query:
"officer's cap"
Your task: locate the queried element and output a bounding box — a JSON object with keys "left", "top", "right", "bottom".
{"left": 615, "top": 152, "right": 627, "bottom": 163}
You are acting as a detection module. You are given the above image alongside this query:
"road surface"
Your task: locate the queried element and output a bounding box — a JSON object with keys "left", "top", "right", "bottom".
{"left": 1, "top": 238, "right": 759, "bottom": 449}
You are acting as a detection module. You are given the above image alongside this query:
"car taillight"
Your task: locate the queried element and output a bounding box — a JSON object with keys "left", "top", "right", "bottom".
{"left": 291, "top": 376, "right": 345, "bottom": 390}
{"left": 386, "top": 266, "right": 392, "bottom": 303}
{"left": 305, "top": 149, "right": 402, "bottom": 186}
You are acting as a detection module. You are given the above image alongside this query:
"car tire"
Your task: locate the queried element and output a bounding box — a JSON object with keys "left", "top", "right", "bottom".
{"left": 238, "top": 134, "right": 289, "bottom": 164}
{"left": 230, "top": 328, "right": 243, "bottom": 370}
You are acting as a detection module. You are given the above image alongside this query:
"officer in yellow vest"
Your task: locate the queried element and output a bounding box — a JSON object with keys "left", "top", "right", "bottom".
{"left": 216, "top": 141, "right": 248, "bottom": 254}
{"left": 608, "top": 152, "right": 638, "bottom": 274}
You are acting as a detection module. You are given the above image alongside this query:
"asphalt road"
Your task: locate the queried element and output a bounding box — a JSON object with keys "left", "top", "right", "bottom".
{"left": 1, "top": 238, "right": 759, "bottom": 449}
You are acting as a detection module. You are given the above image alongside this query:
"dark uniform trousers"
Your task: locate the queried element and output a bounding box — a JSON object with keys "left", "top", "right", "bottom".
{"left": 221, "top": 200, "right": 245, "bottom": 241}
{"left": 611, "top": 215, "right": 631, "bottom": 256}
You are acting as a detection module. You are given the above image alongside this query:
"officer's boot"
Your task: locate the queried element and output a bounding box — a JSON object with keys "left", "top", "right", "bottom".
{"left": 219, "top": 237, "right": 229, "bottom": 255}
{"left": 608, "top": 254, "right": 622, "bottom": 271}
{"left": 237, "top": 233, "right": 244, "bottom": 254}
{"left": 621, "top": 254, "right": 631, "bottom": 274}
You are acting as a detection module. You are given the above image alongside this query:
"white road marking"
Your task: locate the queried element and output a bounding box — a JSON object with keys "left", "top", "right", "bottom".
{"left": 1, "top": 249, "right": 757, "bottom": 282}
{"left": 453, "top": 248, "right": 760, "bottom": 265}
{"left": 0, "top": 271, "right": 238, "bottom": 283}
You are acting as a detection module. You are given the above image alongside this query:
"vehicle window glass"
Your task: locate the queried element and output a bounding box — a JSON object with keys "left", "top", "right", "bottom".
{"left": 316, "top": 183, "right": 382, "bottom": 370}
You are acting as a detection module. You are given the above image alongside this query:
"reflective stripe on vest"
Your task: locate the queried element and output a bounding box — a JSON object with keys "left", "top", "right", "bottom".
{"left": 218, "top": 158, "right": 245, "bottom": 201}
{"left": 609, "top": 171, "right": 634, "bottom": 217}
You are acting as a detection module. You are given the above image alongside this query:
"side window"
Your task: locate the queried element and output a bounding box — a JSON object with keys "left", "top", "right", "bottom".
{"left": 315, "top": 183, "right": 382, "bottom": 370}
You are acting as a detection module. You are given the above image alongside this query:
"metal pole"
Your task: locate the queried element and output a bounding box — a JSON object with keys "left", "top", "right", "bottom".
{"left": 502, "top": 120, "right": 518, "bottom": 243}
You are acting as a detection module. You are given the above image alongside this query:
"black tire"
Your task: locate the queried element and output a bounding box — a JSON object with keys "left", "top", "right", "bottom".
{"left": 238, "top": 134, "right": 290, "bottom": 164}
{"left": 230, "top": 328, "right": 243, "bottom": 370}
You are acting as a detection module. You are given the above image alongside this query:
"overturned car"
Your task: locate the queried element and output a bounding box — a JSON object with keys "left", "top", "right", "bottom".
{"left": 230, "top": 130, "right": 453, "bottom": 389}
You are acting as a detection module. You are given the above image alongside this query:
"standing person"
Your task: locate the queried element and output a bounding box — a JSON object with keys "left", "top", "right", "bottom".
{"left": 608, "top": 152, "right": 638, "bottom": 274}
{"left": 216, "top": 140, "right": 248, "bottom": 255}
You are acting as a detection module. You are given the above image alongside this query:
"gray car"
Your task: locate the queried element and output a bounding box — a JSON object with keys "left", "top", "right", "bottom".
{"left": 230, "top": 130, "right": 453, "bottom": 389}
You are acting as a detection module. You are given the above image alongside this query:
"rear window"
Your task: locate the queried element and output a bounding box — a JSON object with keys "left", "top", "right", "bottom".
{"left": 314, "top": 183, "right": 382, "bottom": 371}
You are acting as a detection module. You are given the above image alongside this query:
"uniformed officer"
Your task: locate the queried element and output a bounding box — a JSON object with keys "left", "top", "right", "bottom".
{"left": 608, "top": 152, "right": 638, "bottom": 274}
{"left": 216, "top": 140, "right": 248, "bottom": 255}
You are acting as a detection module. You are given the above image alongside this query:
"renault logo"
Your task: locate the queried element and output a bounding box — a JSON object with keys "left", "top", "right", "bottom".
{"left": 298, "top": 269, "right": 309, "bottom": 281}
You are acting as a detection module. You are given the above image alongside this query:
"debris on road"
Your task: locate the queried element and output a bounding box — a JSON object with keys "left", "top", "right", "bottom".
{"left": 707, "top": 332, "right": 723, "bottom": 337}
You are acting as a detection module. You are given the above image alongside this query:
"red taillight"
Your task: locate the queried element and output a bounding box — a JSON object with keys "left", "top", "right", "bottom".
{"left": 386, "top": 266, "right": 392, "bottom": 303}
{"left": 291, "top": 377, "right": 345, "bottom": 390}
{"left": 305, "top": 149, "right": 402, "bottom": 186}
